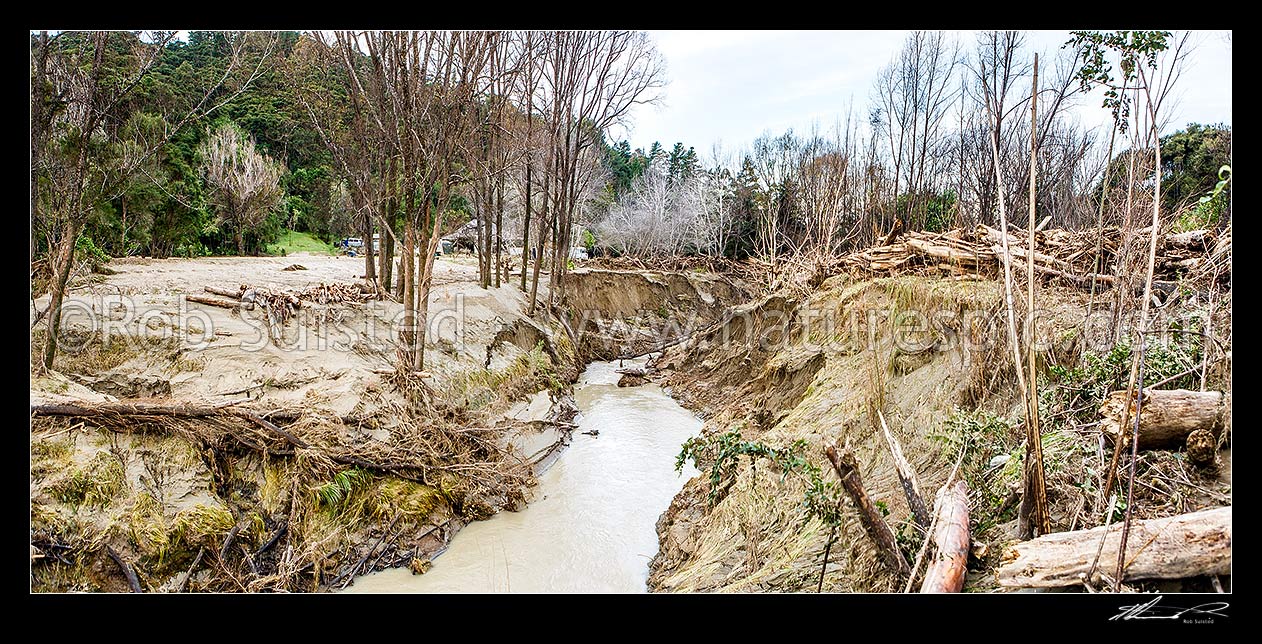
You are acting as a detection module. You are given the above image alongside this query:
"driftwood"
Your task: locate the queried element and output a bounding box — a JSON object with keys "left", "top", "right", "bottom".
{"left": 254, "top": 520, "right": 288, "bottom": 557}
{"left": 1166, "top": 229, "right": 1214, "bottom": 248}
{"left": 836, "top": 224, "right": 1228, "bottom": 289}
{"left": 30, "top": 401, "right": 398, "bottom": 474}
{"left": 824, "top": 445, "right": 911, "bottom": 577}
{"left": 105, "top": 546, "right": 143, "bottom": 593}
{"left": 997, "top": 506, "right": 1232, "bottom": 588}
{"left": 919, "top": 481, "right": 970, "bottom": 593}
{"left": 616, "top": 366, "right": 651, "bottom": 387}
{"left": 176, "top": 547, "right": 206, "bottom": 593}
{"left": 905, "top": 237, "right": 985, "bottom": 266}
{"left": 203, "top": 285, "right": 244, "bottom": 299}
{"left": 1100, "top": 389, "right": 1227, "bottom": 449}
{"left": 877, "top": 410, "right": 929, "bottom": 528}
{"left": 617, "top": 373, "right": 647, "bottom": 388}
{"left": 186, "top": 294, "right": 252, "bottom": 310}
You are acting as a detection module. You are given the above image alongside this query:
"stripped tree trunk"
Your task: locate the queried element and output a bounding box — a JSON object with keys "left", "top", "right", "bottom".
{"left": 186, "top": 295, "right": 252, "bottom": 310}
{"left": 1020, "top": 54, "right": 1051, "bottom": 539}
{"left": 997, "top": 506, "right": 1231, "bottom": 588}
{"left": 877, "top": 410, "right": 929, "bottom": 528}
{"left": 920, "top": 480, "right": 970, "bottom": 593}
{"left": 1100, "top": 389, "right": 1227, "bottom": 449}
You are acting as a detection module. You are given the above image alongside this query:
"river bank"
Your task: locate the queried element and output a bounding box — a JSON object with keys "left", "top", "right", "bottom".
{"left": 344, "top": 357, "right": 701, "bottom": 593}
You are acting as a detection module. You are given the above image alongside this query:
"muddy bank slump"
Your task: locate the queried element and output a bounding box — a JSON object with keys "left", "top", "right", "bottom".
{"left": 343, "top": 358, "right": 701, "bottom": 593}
{"left": 563, "top": 268, "right": 749, "bottom": 361}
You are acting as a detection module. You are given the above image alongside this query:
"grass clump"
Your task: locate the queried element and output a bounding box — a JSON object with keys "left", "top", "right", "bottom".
{"left": 51, "top": 451, "right": 127, "bottom": 508}
{"left": 172, "top": 504, "right": 236, "bottom": 549}
{"left": 128, "top": 492, "right": 171, "bottom": 564}
{"left": 442, "top": 342, "right": 563, "bottom": 412}
{"left": 32, "top": 437, "right": 75, "bottom": 483}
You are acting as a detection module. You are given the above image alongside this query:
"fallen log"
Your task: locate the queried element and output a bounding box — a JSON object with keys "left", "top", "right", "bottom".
{"left": 1012, "top": 256, "right": 1118, "bottom": 289}
{"left": 1166, "top": 229, "right": 1214, "bottom": 248}
{"left": 186, "top": 294, "right": 253, "bottom": 310}
{"left": 920, "top": 480, "right": 970, "bottom": 593}
{"left": 105, "top": 546, "right": 143, "bottom": 593}
{"left": 1100, "top": 388, "right": 1227, "bottom": 449}
{"left": 877, "top": 410, "right": 929, "bottom": 529}
{"left": 825, "top": 445, "right": 911, "bottom": 578}
{"left": 905, "top": 238, "right": 988, "bottom": 266}
{"left": 203, "top": 285, "right": 244, "bottom": 299}
{"left": 997, "top": 506, "right": 1232, "bottom": 588}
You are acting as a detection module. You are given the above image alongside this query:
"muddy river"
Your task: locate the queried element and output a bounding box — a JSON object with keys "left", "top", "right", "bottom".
{"left": 343, "top": 359, "right": 702, "bottom": 593}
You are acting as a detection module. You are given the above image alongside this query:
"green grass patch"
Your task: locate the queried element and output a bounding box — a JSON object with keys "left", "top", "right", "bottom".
{"left": 267, "top": 230, "right": 337, "bottom": 257}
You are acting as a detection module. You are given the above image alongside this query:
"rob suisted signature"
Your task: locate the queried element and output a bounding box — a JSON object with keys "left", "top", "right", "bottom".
{"left": 1111, "top": 595, "right": 1229, "bottom": 622}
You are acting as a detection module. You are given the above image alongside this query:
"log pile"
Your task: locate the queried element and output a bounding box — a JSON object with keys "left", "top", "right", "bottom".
{"left": 298, "top": 282, "right": 375, "bottom": 306}
{"left": 190, "top": 282, "right": 374, "bottom": 327}
{"left": 837, "top": 225, "right": 1229, "bottom": 289}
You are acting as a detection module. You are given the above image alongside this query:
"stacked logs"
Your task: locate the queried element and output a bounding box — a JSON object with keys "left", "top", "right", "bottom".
{"left": 994, "top": 386, "right": 1231, "bottom": 589}
{"left": 838, "top": 225, "right": 1228, "bottom": 289}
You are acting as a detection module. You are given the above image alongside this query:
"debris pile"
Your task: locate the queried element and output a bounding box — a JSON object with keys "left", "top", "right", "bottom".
{"left": 838, "top": 224, "right": 1230, "bottom": 288}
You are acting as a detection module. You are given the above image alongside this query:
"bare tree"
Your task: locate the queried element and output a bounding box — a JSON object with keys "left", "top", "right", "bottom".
{"left": 871, "top": 31, "right": 960, "bottom": 231}
{"left": 199, "top": 122, "right": 284, "bottom": 254}
{"left": 962, "top": 31, "right": 1028, "bottom": 226}
{"left": 308, "top": 31, "right": 493, "bottom": 370}
{"left": 530, "top": 31, "right": 665, "bottom": 313}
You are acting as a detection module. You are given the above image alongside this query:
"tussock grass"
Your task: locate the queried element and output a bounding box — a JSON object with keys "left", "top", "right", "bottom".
{"left": 172, "top": 504, "right": 236, "bottom": 548}
{"left": 51, "top": 451, "right": 127, "bottom": 509}
{"left": 128, "top": 492, "right": 171, "bottom": 564}
{"left": 438, "top": 342, "right": 563, "bottom": 412}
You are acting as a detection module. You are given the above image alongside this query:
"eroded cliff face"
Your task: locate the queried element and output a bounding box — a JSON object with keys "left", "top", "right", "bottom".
{"left": 646, "top": 274, "right": 1232, "bottom": 593}
{"left": 561, "top": 268, "right": 749, "bottom": 361}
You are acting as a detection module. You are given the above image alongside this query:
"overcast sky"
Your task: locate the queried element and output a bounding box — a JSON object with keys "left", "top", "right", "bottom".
{"left": 618, "top": 30, "right": 1232, "bottom": 161}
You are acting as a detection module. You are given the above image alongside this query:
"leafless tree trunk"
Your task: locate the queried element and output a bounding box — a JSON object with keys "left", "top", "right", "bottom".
{"left": 1019, "top": 54, "right": 1050, "bottom": 538}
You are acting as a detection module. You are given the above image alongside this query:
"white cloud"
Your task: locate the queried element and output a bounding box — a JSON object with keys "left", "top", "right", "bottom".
{"left": 623, "top": 29, "right": 1232, "bottom": 159}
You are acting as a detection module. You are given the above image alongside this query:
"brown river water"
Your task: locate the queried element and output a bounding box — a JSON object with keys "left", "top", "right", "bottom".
{"left": 342, "top": 358, "right": 702, "bottom": 593}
